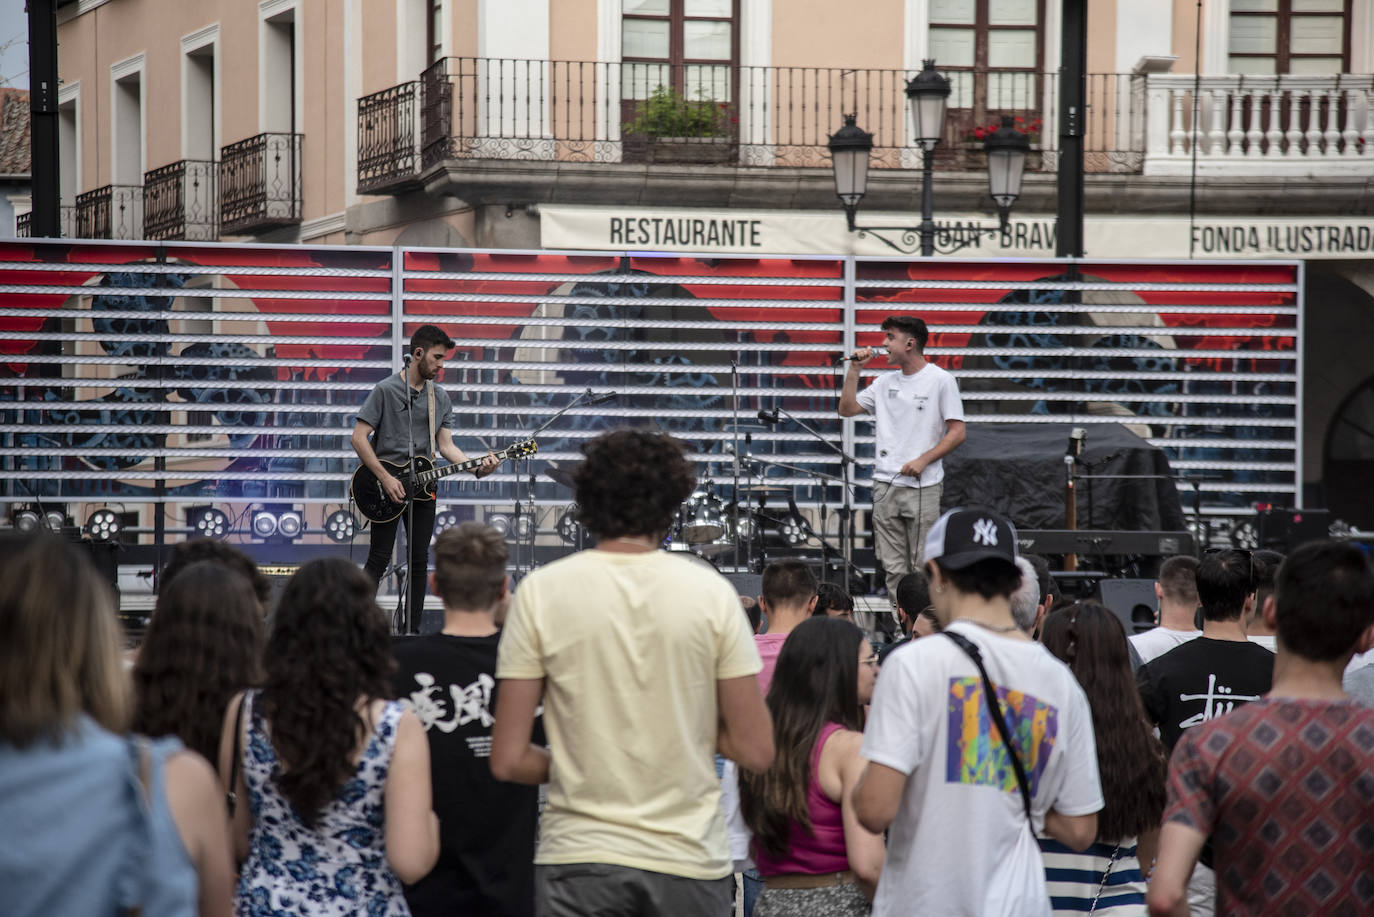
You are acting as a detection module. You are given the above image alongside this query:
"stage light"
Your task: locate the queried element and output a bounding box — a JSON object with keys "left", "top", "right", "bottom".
{"left": 487, "top": 513, "right": 511, "bottom": 538}
{"left": 252, "top": 504, "right": 304, "bottom": 542}
{"left": 11, "top": 506, "right": 40, "bottom": 533}
{"left": 85, "top": 508, "right": 122, "bottom": 543}
{"left": 433, "top": 507, "right": 462, "bottom": 539}
{"left": 251, "top": 510, "right": 279, "bottom": 539}
{"left": 43, "top": 509, "right": 67, "bottom": 533}
{"left": 779, "top": 512, "right": 810, "bottom": 548}
{"left": 324, "top": 510, "right": 356, "bottom": 543}
{"left": 513, "top": 515, "right": 533, "bottom": 541}
{"left": 188, "top": 505, "right": 230, "bottom": 540}
{"left": 556, "top": 508, "right": 585, "bottom": 545}
{"left": 277, "top": 510, "right": 303, "bottom": 539}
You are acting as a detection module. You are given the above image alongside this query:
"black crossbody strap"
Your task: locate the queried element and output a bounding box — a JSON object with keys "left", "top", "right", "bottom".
{"left": 943, "top": 630, "right": 1034, "bottom": 827}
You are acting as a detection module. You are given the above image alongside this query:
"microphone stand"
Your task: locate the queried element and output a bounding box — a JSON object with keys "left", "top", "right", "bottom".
{"left": 513, "top": 388, "right": 610, "bottom": 577}
{"left": 769, "top": 407, "right": 858, "bottom": 585}
{"left": 751, "top": 455, "right": 865, "bottom": 586}
{"left": 397, "top": 353, "right": 416, "bottom": 635}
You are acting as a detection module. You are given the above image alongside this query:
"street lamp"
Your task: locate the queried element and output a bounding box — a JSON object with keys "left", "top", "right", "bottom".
{"left": 827, "top": 59, "right": 1029, "bottom": 256}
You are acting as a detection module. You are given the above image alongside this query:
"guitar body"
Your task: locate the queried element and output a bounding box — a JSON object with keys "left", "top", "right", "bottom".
{"left": 349, "top": 440, "right": 536, "bottom": 524}
{"left": 351, "top": 456, "right": 438, "bottom": 524}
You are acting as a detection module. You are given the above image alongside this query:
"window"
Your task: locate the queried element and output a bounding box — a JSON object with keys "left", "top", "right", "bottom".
{"left": 621, "top": 0, "right": 737, "bottom": 104}
{"left": 184, "top": 42, "right": 216, "bottom": 160}
{"left": 262, "top": 7, "right": 297, "bottom": 133}
{"left": 112, "top": 68, "right": 143, "bottom": 186}
{"left": 1229, "top": 0, "right": 1349, "bottom": 74}
{"left": 928, "top": 0, "right": 1044, "bottom": 145}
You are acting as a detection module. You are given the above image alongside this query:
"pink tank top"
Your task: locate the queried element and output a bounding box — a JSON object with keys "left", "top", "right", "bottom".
{"left": 753, "top": 722, "right": 851, "bottom": 876}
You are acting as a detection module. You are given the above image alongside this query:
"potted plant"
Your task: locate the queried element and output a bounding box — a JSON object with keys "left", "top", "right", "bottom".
{"left": 622, "top": 85, "right": 737, "bottom": 164}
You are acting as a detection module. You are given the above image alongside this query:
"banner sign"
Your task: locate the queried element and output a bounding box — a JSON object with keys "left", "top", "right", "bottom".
{"left": 541, "top": 205, "right": 1374, "bottom": 260}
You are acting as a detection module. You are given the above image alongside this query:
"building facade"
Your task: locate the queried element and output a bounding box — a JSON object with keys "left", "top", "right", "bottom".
{"left": 18, "top": 0, "right": 1374, "bottom": 524}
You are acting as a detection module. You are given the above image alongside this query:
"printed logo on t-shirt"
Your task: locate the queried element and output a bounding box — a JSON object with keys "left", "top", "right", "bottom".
{"left": 946, "top": 677, "right": 1058, "bottom": 796}
{"left": 405, "top": 671, "right": 495, "bottom": 732}
{"left": 1177, "top": 673, "right": 1263, "bottom": 730}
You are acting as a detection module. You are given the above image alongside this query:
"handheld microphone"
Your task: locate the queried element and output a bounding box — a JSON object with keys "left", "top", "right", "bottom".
{"left": 586, "top": 391, "right": 618, "bottom": 406}
{"left": 757, "top": 408, "right": 780, "bottom": 424}
{"left": 834, "top": 353, "right": 865, "bottom": 364}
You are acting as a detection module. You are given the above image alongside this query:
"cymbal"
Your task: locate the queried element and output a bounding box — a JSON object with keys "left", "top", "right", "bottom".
{"left": 544, "top": 464, "right": 578, "bottom": 489}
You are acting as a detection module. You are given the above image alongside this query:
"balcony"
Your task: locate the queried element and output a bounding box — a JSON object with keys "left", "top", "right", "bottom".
{"left": 1144, "top": 73, "right": 1374, "bottom": 176}
{"left": 360, "top": 58, "right": 1374, "bottom": 196}
{"left": 74, "top": 185, "right": 143, "bottom": 240}
{"left": 358, "top": 82, "right": 420, "bottom": 194}
{"left": 143, "top": 159, "right": 218, "bottom": 241}
{"left": 219, "top": 132, "right": 303, "bottom": 235}
{"left": 17, "top": 207, "right": 77, "bottom": 238}
{"left": 368, "top": 58, "right": 1142, "bottom": 180}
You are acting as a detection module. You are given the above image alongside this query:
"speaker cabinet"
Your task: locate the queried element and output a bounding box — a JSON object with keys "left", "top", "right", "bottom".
{"left": 1099, "top": 578, "right": 1157, "bottom": 634}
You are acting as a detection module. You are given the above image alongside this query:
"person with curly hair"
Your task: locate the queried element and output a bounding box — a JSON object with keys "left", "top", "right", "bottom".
{"left": 1, "top": 534, "right": 233, "bottom": 917}
{"left": 812, "top": 581, "right": 855, "bottom": 622}
{"left": 1039, "top": 601, "right": 1167, "bottom": 915}
{"left": 739, "top": 616, "right": 885, "bottom": 914}
{"left": 218, "top": 557, "right": 438, "bottom": 916}
{"left": 492, "top": 428, "right": 774, "bottom": 917}
{"left": 134, "top": 561, "right": 265, "bottom": 765}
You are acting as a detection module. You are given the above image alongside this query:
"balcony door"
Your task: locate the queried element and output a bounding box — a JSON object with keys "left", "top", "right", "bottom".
{"left": 928, "top": 0, "right": 1045, "bottom": 165}
{"left": 620, "top": 0, "right": 739, "bottom": 142}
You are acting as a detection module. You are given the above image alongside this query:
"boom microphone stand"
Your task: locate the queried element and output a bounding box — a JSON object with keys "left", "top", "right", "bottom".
{"left": 393, "top": 352, "right": 417, "bottom": 635}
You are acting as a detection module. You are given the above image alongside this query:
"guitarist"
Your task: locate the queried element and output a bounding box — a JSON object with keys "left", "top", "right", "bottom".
{"left": 351, "top": 324, "right": 499, "bottom": 633}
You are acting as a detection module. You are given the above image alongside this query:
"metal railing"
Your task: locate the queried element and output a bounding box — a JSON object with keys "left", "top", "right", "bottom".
{"left": 74, "top": 185, "right": 144, "bottom": 240}
{"left": 399, "top": 58, "right": 1145, "bottom": 174}
{"left": 358, "top": 82, "right": 419, "bottom": 193}
{"left": 144, "top": 160, "right": 219, "bottom": 241}
{"left": 219, "top": 132, "right": 303, "bottom": 235}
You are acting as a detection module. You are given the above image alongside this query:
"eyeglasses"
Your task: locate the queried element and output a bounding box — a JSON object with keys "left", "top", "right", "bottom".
{"left": 861, "top": 654, "right": 880, "bottom": 669}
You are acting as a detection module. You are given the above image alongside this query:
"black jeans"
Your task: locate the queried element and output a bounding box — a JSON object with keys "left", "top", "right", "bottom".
{"left": 363, "top": 497, "right": 434, "bottom": 634}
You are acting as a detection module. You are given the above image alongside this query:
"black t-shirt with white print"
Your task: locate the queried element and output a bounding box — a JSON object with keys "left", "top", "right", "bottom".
{"left": 391, "top": 633, "right": 544, "bottom": 917}
{"left": 1136, "top": 636, "right": 1276, "bottom": 754}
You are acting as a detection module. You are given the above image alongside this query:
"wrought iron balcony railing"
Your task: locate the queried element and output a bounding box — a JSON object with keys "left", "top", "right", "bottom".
{"left": 143, "top": 159, "right": 219, "bottom": 241}
{"left": 358, "top": 82, "right": 420, "bottom": 193}
{"left": 15, "top": 210, "right": 29, "bottom": 237}
{"left": 396, "top": 58, "right": 1147, "bottom": 177}
{"left": 16, "top": 206, "right": 76, "bottom": 238}
{"left": 75, "top": 185, "right": 144, "bottom": 240}
{"left": 219, "top": 132, "right": 303, "bottom": 235}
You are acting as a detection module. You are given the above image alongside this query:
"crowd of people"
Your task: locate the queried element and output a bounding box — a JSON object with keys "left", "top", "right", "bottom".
{"left": 2, "top": 426, "right": 1374, "bottom": 917}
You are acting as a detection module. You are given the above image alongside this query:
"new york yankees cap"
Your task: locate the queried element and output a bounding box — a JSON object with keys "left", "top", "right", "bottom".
{"left": 924, "top": 507, "right": 1018, "bottom": 570}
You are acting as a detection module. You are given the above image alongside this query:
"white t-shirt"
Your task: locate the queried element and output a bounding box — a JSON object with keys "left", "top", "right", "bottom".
{"left": 1247, "top": 633, "right": 1277, "bottom": 653}
{"left": 497, "top": 548, "right": 762, "bottom": 880}
{"left": 1129, "top": 626, "right": 1202, "bottom": 666}
{"left": 862, "top": 621, "right": 1103, "bottom": 917}
{"left": 855, "top": 363, "right": 965, "bottom": 488}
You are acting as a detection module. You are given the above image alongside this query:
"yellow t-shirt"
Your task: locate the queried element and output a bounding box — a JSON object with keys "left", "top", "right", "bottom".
{"left": 496, "top": 548, "right": 763, "bottom": 880}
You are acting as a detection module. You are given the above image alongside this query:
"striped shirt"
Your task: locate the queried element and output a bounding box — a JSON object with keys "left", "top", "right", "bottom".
{"left": 1039, "top": 836, "right": 1146, "bottom": 915}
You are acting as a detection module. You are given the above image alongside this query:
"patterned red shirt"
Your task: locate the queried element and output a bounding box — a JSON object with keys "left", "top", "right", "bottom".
{"left": 1164, "top": 697, "right": 1374, "bottom": 916}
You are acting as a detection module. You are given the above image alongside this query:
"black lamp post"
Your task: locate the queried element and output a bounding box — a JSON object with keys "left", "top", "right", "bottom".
{"left": 828, "top": 59, "right": 1029, "bottom": 256}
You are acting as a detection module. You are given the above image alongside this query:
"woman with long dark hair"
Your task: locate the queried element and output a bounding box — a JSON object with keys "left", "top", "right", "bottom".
{"left": 739, "top": 616, "right": 884, "bottom": 914}
{"left": 218, "top": 557, "right": 438, "bottom": 915}
{"left": 134, "top": 560, "right": 265, "bottom": 764}
{"left": 1039, "top": 601, "right": 1166, "bottom": 915}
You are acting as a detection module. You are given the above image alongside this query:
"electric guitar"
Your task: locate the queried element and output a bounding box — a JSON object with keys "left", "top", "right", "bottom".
{"left": 351, "top": 440, "right": 537, "bottom": 523}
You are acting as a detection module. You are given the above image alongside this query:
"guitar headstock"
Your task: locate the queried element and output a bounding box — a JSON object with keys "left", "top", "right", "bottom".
{"left": 506, "top": 440, "right": 537, "bottom": 460}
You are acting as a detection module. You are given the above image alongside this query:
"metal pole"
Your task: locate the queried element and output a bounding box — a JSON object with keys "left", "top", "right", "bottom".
{"left": 1055, "top": 0, "right": 1087, "bottom": 258}
{"left": 28, "top": 0, "right": 60, "bottom": 237}
{"left": 919, "top": 146, "right": 936, "bottom": 257}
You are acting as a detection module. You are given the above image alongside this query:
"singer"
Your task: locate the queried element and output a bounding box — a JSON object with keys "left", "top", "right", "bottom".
{"left": 350, "top": 324, "right": 499, "bottom": 632}
{"left": 837, "top": 315, "right": 966, "bottom": 601}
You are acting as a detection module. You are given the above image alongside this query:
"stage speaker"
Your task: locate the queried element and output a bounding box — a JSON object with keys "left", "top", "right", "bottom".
{"left": 258, "top": 564, "right": 299, "bottom": 616}
{"left": 1258, "top": 508, "right": 1330, "bottom": 553}
{"left": 723, "top": 572, "right": 763, "bottom": 601}
{"left": 1099, "top": 578, "right": 1157, "bottom": 634}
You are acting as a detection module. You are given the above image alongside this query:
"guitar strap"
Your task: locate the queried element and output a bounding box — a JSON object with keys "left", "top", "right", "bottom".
{"left": 426, "top": 380, "right": 436, "bottom": 458}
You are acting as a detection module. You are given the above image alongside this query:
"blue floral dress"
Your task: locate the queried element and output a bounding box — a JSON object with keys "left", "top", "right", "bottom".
{"left": 235, "top": 691, "right": 410, "bottom": 917}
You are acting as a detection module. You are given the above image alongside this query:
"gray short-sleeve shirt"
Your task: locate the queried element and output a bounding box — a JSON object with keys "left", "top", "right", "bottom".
{"left": 356, "top": 372, "right": 454, "bottom": 463}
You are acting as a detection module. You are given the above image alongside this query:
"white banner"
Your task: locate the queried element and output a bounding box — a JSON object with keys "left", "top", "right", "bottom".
{"left": 540, "top": 205, "right": 1374, "bottom": 260}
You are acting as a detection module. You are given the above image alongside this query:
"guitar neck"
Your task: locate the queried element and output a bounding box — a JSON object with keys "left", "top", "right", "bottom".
{"left": 410, "top": 444, "right": 523, "bottom": 486}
